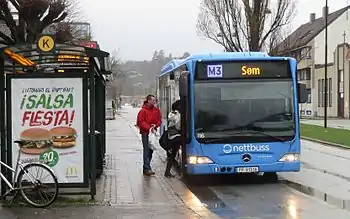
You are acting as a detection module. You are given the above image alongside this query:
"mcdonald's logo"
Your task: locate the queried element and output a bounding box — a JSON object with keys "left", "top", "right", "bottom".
{"left": 65, "top": 166, "right": 79, "bottom": 178}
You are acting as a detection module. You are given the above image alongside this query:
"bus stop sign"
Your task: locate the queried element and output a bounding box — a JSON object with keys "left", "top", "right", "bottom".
{"left": 37, "top": 35, "right": 56, "bottom": 53}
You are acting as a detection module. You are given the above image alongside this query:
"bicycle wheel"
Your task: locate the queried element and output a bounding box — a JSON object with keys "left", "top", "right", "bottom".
{"left": 17, "top": 163, "right": 59, "bottom": 208}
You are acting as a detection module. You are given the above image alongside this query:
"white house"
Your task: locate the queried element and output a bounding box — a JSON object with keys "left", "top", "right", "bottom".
{"left": 277, "top": 6, "right": 350, "bottom": 118}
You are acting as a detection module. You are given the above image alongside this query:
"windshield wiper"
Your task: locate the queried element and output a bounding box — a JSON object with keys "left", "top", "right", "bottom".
{"left": 232, "top": 124, "right": 287, "bottom": 142}
{"left": 236, "top": 129, "right": 286, "bottom": 142}
{"left": 201, "top": 124, "right": 287, "bottom": 143}
{"left": 202, "top": 136, "right": 235, "bottom": 143}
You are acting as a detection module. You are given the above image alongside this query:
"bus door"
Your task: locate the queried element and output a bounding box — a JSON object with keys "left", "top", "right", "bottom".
{"left": 179, "top": 72, "right": 189, "bottom": 175}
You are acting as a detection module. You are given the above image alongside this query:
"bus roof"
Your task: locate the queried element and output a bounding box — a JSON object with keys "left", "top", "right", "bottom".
{"left": 160, "top": 59, "right": 185, "bottom": 73}
{"left": 158, "top": 52, "right": 280, "bottom": 77}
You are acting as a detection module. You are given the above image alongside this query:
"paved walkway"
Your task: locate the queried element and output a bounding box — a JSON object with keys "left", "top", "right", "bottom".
{"left": 0, "top": 107, "right": 218, "bottom": 219}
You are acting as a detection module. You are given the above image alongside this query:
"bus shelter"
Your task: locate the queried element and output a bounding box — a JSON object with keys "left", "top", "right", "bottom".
{"left": 0, "top": 35, "right": 111, "bottom": 199}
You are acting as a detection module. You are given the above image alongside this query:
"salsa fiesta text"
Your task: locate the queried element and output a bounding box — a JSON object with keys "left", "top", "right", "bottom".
{"left": 20, "top": 87, "right": 75, "bottom": 127}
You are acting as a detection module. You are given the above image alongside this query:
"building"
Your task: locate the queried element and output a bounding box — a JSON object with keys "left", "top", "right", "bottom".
{"left": 277, "top": 6, "right": 350, "bottom": 118}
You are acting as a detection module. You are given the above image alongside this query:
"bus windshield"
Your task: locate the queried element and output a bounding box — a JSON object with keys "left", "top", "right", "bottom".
{"left": 194, "top": 80, "right": 295, "bottom": 143}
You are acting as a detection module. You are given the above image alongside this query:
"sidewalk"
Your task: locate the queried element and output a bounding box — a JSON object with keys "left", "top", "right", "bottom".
{"left": 0, "top": 108, "right": 219, "bottom": 219}
{"left": 280, "top": 139, "right": 350, "bottom": 210}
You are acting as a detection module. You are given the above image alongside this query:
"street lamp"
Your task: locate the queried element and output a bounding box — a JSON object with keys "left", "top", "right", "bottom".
{"left": 324, "top": 0, "right": 328, "bottom": 128}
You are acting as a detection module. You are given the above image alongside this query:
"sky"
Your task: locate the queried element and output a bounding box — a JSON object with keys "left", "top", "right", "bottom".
{"left": 79, "top": 0, "right": 348, "bottom": 61}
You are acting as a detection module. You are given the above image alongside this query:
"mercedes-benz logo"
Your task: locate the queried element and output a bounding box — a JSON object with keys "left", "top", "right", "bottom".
{"left": 242, "top": 154, "right": 251, "bottom": 162}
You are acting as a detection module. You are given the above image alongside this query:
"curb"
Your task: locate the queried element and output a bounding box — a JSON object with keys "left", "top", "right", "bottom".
{"left": 301, "top": 137, "right": 350, "bottom": 150}
{"left": 280, "top": 177, "right": 350, "bottom": 210}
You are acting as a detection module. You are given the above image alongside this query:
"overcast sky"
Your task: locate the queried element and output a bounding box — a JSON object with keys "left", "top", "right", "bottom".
{"left": 79, "top": 0, "right": 348, "bottom": 61}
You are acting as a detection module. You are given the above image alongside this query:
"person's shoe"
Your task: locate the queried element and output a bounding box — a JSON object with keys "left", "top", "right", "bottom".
{"left": 143, "top": 170, "right": 155, "bottom": 176}
{"left": 164, "top": 172, "right": 175, "bottom": 178}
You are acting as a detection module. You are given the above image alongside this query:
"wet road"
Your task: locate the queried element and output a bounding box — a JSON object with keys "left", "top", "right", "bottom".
{"left": 124, "top": 107, "right": 350, "bottom": 219}
{"left": 186, "top": 176, "right": 350, "bottom": 219}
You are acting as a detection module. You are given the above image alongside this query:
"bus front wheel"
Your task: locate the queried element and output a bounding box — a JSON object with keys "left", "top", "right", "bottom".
{"left": 263, "top": 172, "right": 278, "bottom": 183}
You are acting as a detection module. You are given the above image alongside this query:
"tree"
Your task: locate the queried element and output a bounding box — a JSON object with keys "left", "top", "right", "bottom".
{"left": 271, "top": 24, "right": 314, "bottom": 63}
{"left": 106, "top": 49, "right": 123, "bottom": 99}
{"left": 0, "top": 0, "right": 72, "bottom": 45}
{"left": 196, "top": 0, "right": 296, "bottom": 53}
{"left": 181, "top": 52, "right": 190, "bottom": 58}
{"left": 48, "top": 1, "right": 90, "bottom": 44}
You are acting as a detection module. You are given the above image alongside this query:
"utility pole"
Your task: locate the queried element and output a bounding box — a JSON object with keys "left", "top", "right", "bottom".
{"left": 155, "top": 58, "right": 159, "bottom": 98}
{"left": 324, "top": 0, "right": 328, "bottom": 128}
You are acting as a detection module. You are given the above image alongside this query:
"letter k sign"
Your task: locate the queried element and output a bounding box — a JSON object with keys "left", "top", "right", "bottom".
{"left": 37, "top": 35, "right": 55, "bottom": 52}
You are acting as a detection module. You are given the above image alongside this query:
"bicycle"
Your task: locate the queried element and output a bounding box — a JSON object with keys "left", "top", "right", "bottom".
{"left": 0, "top": 140, "right": 59, "bottom": 208}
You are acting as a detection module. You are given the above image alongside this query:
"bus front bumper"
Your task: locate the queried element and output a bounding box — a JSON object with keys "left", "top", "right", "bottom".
{"left": 186, "top": 161, "right": 300, "bottom": 175}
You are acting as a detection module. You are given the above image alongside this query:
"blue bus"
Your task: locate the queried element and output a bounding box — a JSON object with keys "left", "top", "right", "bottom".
{"left": 157, "top": 52, "right": 307, "bottom": 180}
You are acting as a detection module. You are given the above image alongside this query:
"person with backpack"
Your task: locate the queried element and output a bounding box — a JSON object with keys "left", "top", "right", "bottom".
{"left": 136, "top": 94, "right": 161, "bottom": 176}
{"left": 164, "top": 100, "right": 182, "bottom": 178}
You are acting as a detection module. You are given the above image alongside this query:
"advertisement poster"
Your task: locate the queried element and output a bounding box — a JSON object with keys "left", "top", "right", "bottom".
{"left": 11, "top": 78, "right": 84, "bottom": 184}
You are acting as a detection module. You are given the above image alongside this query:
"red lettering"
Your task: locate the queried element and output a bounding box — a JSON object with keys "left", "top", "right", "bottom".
{"left": 58, "top": 110, "right": 69, "bottom": 126}
{"left": 42, "top": 111, "right": 53, "bottom": 126}
{"left": 21, "top": 110, "right": 75, "bottom": 127}
{"left": 29, "top": 112, "right": 40, "bottom": 126}
{"left": 22, "top": 111, "right": 31, "bottom": 126}
{"left": 69, "top": 110, "right": 75, "bottom": 126}
{"left": 54, "top": 111, "right": 63, "bottom": 126}
{"left": 31, "top": 110, "right": 44, "bottom": 126}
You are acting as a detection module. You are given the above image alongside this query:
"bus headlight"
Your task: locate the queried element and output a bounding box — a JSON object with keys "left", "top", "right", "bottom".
{"left": 188, "top": 156, "right": 214, "bottom": 164}
{"left": 279, "top": 153, "right": 300, "bottom": 162}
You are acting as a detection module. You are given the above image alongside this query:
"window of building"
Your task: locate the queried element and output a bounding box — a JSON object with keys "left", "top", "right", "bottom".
{"left": 317, "top": 78, "right": 332, "bottom": 108}
{"left": 329, "top": 78, "right": 332, "bottom": 107}
{"left": 301, "top": 47, "right": 311, "bottom": 59}
{"left": 318, "top": 79, "right": 321, "bottom": 107}
{"left": 340, "top": 70, "right": 344, "bottom": 82}
{"left": 321, "top": 79, "right": 324, "bottom": 107}
{"left": 297, "top": 68, "right": 311, "bottom": 80}
{"left": 307, "top": 89, "right": 311, "bottom": 103}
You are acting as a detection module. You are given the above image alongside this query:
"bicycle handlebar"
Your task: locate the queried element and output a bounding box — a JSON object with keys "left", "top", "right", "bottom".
{"left": 14, "top": 140, "right": 24, "bottom": 145}
{"left": 14, "top": 140, "right": 25, "bottom": 149}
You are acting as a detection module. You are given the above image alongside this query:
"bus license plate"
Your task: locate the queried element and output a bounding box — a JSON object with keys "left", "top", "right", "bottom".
{"left": 236, "top": 167, "right": 259, "bottom": 173}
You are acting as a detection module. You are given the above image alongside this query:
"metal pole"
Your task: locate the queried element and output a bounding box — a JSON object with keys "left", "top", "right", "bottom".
{"left": 89, "top": 60, "right": 96, "bottom": 199}
{"left": 324, "top": 0, "right": 328, "bottom": 128}
{"left": 0, "top": 55, "right": 5, "bottom": 196}
{"left": 343, "top": 32, "right": 346, "bottom": 119}
{"left": 156, "top": 59, "right": 159, "bottom": 97}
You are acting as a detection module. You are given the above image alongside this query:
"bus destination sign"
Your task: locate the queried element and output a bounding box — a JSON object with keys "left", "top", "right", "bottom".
{"left": 197, "top": 60, "right": 291, "bottom": 80}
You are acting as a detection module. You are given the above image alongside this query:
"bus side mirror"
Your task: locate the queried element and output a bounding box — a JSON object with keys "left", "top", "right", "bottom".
{"left": 179, "top": 71, "right": 189, "bottom": 97}
{"left": 297, "top": 83, "right": 308, "bottom": 103}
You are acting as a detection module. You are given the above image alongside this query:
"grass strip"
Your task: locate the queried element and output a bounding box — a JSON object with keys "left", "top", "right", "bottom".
{"left": 300, "top": 123, "right": 350, "bottom": 147}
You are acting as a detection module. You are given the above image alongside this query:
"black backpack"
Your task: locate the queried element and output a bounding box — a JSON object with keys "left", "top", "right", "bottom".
{"left": 159, "top": 130, "right": 171, "bottom": 151}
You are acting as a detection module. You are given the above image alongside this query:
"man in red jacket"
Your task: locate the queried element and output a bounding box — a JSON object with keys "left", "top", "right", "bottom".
{"left": 136, "top": 94, "right": 161, "bottom": 176}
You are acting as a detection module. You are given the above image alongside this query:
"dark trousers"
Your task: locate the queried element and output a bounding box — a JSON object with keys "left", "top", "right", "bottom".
{"left": 165, "top": 136, "right": 182, "bottom": 174}
{"left": 141, "top": 134, "right": 153, "bottom": 171}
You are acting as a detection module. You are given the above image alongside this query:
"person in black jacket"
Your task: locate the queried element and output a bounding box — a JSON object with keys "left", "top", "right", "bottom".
{"left": 164, "top": 100, "right": 182, "bottom": 177}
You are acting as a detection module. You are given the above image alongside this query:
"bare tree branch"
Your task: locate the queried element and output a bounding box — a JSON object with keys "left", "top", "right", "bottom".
{"left": 197, "top": 0, "right": 296, "bottom": 52}
{"left": 269, "top": 25, "right": 313, "bottom": 63}
{"left": 0, "top": 0, "right": 78, "bottom": 45}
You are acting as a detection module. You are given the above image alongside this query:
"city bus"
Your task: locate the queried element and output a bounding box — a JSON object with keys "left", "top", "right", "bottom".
{"left": 158, "top": 52, "right": 307, "bottom": 180}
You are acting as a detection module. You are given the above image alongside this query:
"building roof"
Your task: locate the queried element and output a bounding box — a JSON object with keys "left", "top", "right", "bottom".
{"left": 277, "top": 6, "right": 349, "bottom": 53}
